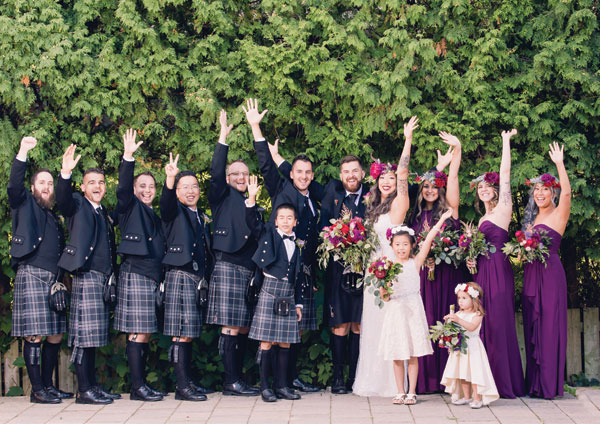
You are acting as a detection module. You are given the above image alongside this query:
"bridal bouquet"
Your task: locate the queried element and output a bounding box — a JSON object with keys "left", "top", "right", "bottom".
{"left": 317, "top": 210, "right": 376, "bottom": 282}
{"left": 364, "top": 257, "right": 403, "bottom": 309}
{"left": 429, "top": 320, "right": 469, "bottom": 354}
{"left": 456, "top": 221, "right": 496, "bottom": 274}
{"left": 417, "top": 225, "right": 462, "bottom": 280}
{"left": 502, "top": 228, "right": 551, "bottom": 265}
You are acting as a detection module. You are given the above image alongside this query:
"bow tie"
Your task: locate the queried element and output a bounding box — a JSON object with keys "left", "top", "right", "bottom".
{"left": 282, "top": 234, "right": 296, "bottom": 241}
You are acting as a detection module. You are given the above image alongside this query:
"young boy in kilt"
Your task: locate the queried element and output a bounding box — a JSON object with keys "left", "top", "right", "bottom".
{"left": 8, "top": 136, "right": 71, "bottom": 404}
{"left": 160, "top": 153, "right": 213, "bottom": 401}
{"left": 57, "top": 145, "right": 120, "bottom": 404}
{"left": 113, "top": 129, "right": 166, "bottom": 401}
{"left": 245, "top": 176, "right": 303, "bottom": 403}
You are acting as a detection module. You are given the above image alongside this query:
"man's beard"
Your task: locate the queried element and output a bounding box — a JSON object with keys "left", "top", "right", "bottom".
{"left": 33, "top": 189, "right": 55, "bottom": 210}
{"left": 342, "top": 180, "right": 361, "bottom": 193}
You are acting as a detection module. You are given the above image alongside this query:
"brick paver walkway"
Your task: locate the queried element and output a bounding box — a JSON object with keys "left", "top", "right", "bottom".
{"left": 1, "top": 388, "right": 599, "bottom": 423}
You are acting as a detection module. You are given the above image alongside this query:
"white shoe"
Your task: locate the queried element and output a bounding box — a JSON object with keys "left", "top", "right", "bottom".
{"left": 452, "top": 397, "right": 472, "bottom": 405}
{"left": 470, "top": 400, "right": 483, "bottom": 409}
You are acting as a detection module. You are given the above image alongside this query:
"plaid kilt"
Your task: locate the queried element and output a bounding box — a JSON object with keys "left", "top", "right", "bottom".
{"left": 163, "top": 269, "right": 202, "bottom": 338}
{"left": 206, "top": 261, "right": 253, "bottom": 327}
{"left": 11, "top": 265, "right": 66, "bottom": 337}
{"left": 298, "top": 267, "right": 317, "bottom": 331}
{"left": 114, "top": 270, "right": 158, "bottom": 334}
{"left": 68, "top": 271, "right": 110, "bottom": 355}
{"left": 249, "top": 275, "right": 300, "bottom": 344}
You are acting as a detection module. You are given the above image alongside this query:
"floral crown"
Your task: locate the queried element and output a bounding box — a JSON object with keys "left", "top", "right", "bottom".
{"left": 469, "top": 172, "right": 499, "bottom": 189}
{"left": 454, "top": 283, "right": 480, "bottom": 299}
{"left": 525, "top": 173, "right": 560, "bottom": 189}
{"left": 367, "top": 157, "right": 398, "bottom": 183}
{"left": 386, "top": 225, "right": 415, "bottom": 240}
{"left": 415, "top": 171, "right": 447, "bottom": 188}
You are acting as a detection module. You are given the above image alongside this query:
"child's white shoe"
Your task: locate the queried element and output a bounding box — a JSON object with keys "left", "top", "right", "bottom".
{"left": 452, "top": 397, "right": 472, "bottom": 405}
{"left": 392, "top": 394, "right": 406, "bottom": 405}
{"left": 469, "top": 400, "right": 483, "bottom": 409}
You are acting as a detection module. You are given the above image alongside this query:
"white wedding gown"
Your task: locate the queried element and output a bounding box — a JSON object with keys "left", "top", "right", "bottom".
{"left": 353, "top": 212, "right": 399, "bottom": 397}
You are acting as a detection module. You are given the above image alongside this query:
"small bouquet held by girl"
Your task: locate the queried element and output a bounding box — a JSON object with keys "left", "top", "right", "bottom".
{"left": 428, "top": 304, "right": 469, "bottom": 354}
{"left": 364, "top": 256, "right": 403, "bottom": 308}
{"left": 377, "top": 209, "right": 454, "bottom": 406}
{"left": 440, "top": 282, "right": 499, "bottom": 409}
{"left": 456, "top": 221, "right": 496, "bottom": 274}
{"left": 501, "top": 228, "right": 551, "bottom": 265}
{"left": 417, "top": 224, "right": 462, "bottom": 280}
{"left": 317, "top": 209, "right": 376, "bottom": 286}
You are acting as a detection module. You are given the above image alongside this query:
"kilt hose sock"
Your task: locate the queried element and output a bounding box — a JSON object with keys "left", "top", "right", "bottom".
{"left": 126, "top": 340, "right": 147, "bottom": 390}
{"left": 274, "top": 347, "right": 290, "bottom": 390}
{"left": 257, "top": 348, "right": 273, "bottom": 391}
{"left": 220, "top": 334, "right": 238, "bottom": 385}
{"left": 170, "top": 341, "right": 190, "bottom": 389}
{"left": 75, "top": 348, "right": 94, "bottom": 393}
{"left": 41, "top": 340, "right": 61, "bottom": 388}
{"left": 236, "top": 333, "right": 249, "bottom": 378}
{"left": 288, "top": 343, "right": 300, "bottom": 386}
{"left": 348, "top": 332, "right": 360, "bottom": 385}
{"left": 24, "top": 340, "right": 43, "bottom": 392}
{"left": 331, "top": 334, "right": 346, "bottom": 382}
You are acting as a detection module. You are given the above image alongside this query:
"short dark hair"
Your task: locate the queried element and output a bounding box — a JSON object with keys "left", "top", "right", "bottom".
{"left": 340, "top": 155, "right": 363, "bottom": 169}
{"left": 275, "top": 202, "right": 297, "bottom": 219}
{"left": 83, "top": 168, "right": 105, "bottom": 178}
{"left": 30, "top": 168, "right": 53, "bottom": 186}
{"left": 174, "top": 170, "right": 198, "bottom": 188}
{"left": 133, "top": 171, "right": 156, "bottom": 185}
{"left": 291, "top": 154, "right": 313, "bottom": 169}
{"left": 389, "top": 231, "right": 416, "bottom": 247}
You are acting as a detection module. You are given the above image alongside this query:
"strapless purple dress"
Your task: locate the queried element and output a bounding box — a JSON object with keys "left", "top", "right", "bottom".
{"left": 522, "top": 224, "right": 567, "bottom": 398}
{"left": 411, "top": 210, "right": 467, "bottom": 393}
{"left": 474, "top": 221, "right": 525, "bottom": 398}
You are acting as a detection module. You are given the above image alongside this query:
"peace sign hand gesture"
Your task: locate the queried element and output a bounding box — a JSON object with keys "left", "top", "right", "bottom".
{"left": 165, "top": 152, "right": 180, "bottom": 178}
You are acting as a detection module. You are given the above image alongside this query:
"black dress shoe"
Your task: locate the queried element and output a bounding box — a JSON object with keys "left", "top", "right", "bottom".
{"left": 345, "top": 379, "right": 354, "bottom": 393}
{"left": 190, "top": 381, "right": 215, "bottom": 395}
{"left": 30, "top": 388, "right": 61, "bottom": 404}
{"left": 223, "top": 380, "right": 260, "bottom": 396}
{"left": 292, "top": 378, "right": 320, "bottom": 393}
{"left": 130, "top": 385, "right": 163, "bottom": 402}
{"left": 92, "top": 385, "right": 122, "bottom": 400}
{"left": 274, "top": 387, "right": 301, "bottom": 400}
{"left": 76, "top": 389, "right": 113, "bottom": 405}
{"left": 331, "top": 379, "right": 348, "bottom": 394}
{"left": 261, "top": 388, "right": 277, "bottom": 402}
{"left": 175, "top": 385, "right": 207, "bottom": 401}
{"left": 45, "top": 385, "right": 74, "bottom": 399}
{"left": 145, "top": 384, "right": 167, "bottom": 397}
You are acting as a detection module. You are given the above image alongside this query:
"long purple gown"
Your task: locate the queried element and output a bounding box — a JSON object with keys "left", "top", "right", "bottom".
{"left": 522, "top": 224, "right": 567, "bottom": 399}
{"left": 412, "top": 209, "right": 466, "bottom": 393}
{"left": 474, "top": 221, "right": 525, "bottom": 398}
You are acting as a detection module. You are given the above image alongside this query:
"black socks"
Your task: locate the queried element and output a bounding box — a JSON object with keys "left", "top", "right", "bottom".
{"left": 348, "top": 332, "right": 360, "bottom": 383}
{"left": 41, "top": 340, "right": 60, "bottom": 388}
{"left": 127, "top": 340, "right": 146, "bottom": 390}
{"left": 288, "top": 343, "right": 300, "bottom": 386}
{"left": 75, "top": 348, "right": 93, "bottom": 393}
{"left": 220, "top": 334, "right": 238, "bottom": 385}
{"left": 274, "top": 347, "right": 290, "bottom": 390}
{"left": 23, "top": 340, "right": 43, "bottom": 392}
{"left": 331, "top": 334, "right": 346, "bottom": 381}
{"left": 257, "top": 348, "right": 272, "bottom": 391}
{"left": 170, "top": 341, "right": 189, "bottom": 389}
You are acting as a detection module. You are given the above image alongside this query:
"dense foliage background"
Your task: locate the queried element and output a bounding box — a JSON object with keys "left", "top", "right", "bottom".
{"left": 1, "top": 0, "right": 598, "bottom": 392}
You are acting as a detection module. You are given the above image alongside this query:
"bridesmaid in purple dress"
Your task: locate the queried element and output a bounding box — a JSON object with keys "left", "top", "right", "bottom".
{"left": 409, "top": 132, "right": 465, "bottom": 394}
{"left": 521, "top": 142, "right": 571, "bottom": 399}
{"left": 467, "top": 129, "right": 525, "bottom": 398}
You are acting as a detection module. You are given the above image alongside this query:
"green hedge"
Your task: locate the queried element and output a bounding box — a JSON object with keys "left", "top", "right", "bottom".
{"left": 1, "top": 0, "right": 598, "bottom": 391}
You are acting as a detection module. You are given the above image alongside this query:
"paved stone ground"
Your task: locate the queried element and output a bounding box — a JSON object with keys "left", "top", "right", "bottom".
{"left": 1, "top": 388, "right": 599, "bottom": 423}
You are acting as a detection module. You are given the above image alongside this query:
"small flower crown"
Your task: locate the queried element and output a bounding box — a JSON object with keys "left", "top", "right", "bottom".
{"left": 386, "top": 225, "right": 415, "bottom": 240}
{"left": 454, "top": 283, "right": 480, "bottom": 299}
{"left": 469, "top": 172, "right": 499, "bottom": 189}
{"left": 367, "top": 157, "right": 398, "bottom": 183}
{"left": 525, "top": 173, "right": 560, "bottom": 189}
{"left": 415, "top": 171, "right": 447, "bottom": 188}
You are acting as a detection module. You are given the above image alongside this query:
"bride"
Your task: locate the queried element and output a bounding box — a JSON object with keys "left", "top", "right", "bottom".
{"left": 352, "top": 116, "right": 419, "bottom": 397}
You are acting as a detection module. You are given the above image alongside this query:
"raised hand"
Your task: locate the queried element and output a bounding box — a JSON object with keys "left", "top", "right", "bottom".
{"left": 548, "top": 142, "right": 564, "bottom": 164}
{"left": 61, "top": 144, "right": 81, "bottom": 175}
{"left": 439, "top": 131, "right": 461, "bottom": 149}
{"left": 123, "top": 128, "right": 143, "bottom": 158}
{"left": 219, "top": 109, "right": 233, "bottom": 141}
{"left": 436, "top": 146, "right": 454, "bottom": 171}
{"left": 247, "top": 175, "right": 261, "bottom": 199}
{"left": 268, "top": 138, "right": 280, "bottom": 158}
{"left": 19, "top": 136, "right": 38, "bottom": 154}
{"left": 501, "top": 128, "right": 517, "bottom": 140}
{"left": 440, "top": 207, "right": 454, "bottom": 222}
{"left": 165, "top": 152, "right": 180, "bottom": 178}
{"left": 403, "top": 116, "right": 419, "bottom": 139}
{"left": 242, "top": 98, "right": 268, "bottom": 126}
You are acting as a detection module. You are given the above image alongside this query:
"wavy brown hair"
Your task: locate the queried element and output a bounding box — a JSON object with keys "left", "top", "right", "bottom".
{"left": 408, "top": 183, "right": 451, "bottom": 227}
{"left": 365, "top": 172, "right": 396, "bottom": 223}
{"left": 474, "top": 181, "right": 499, "bottom": 214}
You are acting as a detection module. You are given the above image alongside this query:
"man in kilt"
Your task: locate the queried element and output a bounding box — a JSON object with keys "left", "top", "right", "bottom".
{"left": 7, "top": 136, "right": 71, "bottom": 404}
{"left": 243, "top": 99, "right": 319, "bottom": 393}
{"left": 160, "top": 153, "right": 213, "bottom": 401}
{"left": 113, "top": 129, "right": 165, "bottom": 401}
{"left": 57, "top": 144, "right": 121, "bottom": 404}
{"left": 245, "top": 178, "right": 303, "bottom": 403}
{"left": 206, "top": 110, "right": 259, "bottom": 396}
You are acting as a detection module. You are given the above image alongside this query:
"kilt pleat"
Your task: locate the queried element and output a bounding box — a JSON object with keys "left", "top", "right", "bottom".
{"left": 114, "top": 271, "right": 158, "bottom": 333}
{"left": 298, "top": 269, "right": 317, "bottom": 331}
{"left": 68, "top": 271, "right": 110, "bottom": 352}
{"left": 206, "top": 261, "right": 253, "bottom": 327}
{"left": 249, "top": 275, "right": 299, "bottom": 344}
{"left": 163, "top": 270, "right": 202, "bottom": 338}
{"left": 11, "top": 265, "right": 66, "bottom": 337}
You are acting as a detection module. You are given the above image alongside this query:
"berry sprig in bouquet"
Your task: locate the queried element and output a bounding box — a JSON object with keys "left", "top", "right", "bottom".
{"left": 428, "top": 306, "right": 469, "bottom": 354}
{"left": 502, "top": 228, "right": 552, "bottom": 265}
{"left": 456, "top": 221, "right": 496, "bottom": 274}
{"left": 317, "top": 209, "right": 376, "bottom": 284}
{"left": 364, "top": 257, "right": 403, "bottom": 309}
{"left": 417, "top": 225, "right": 462, "bottom": 280}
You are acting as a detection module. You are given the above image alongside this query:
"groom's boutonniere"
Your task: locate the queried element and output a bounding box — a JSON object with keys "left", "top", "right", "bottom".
{"left": 296, "top": 239, "right": 306, "bottom": 252}
{"left": 362, "top": 192, "right": 371, "bottom": 205}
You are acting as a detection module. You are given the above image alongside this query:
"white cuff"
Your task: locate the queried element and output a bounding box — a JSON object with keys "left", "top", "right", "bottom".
{"left": 295, "top": 304, "right": 303, "bottom": 309}
{"left": 245, "top": 199, "right": 256, "bottom": 208}
{"left": 122, "top": 155, "right": 135, "bottom": 162}
{"left": 15, "top": 154, "right": 27, "bottom": 162}
{"left": 61, "top": 172, "right": 72, "bottom": 179}
{"left": 255, "top": 138, "right": 266, "bottom": 142}
{"left": 218, "top": 140, "right": 228, "bottom": 146}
